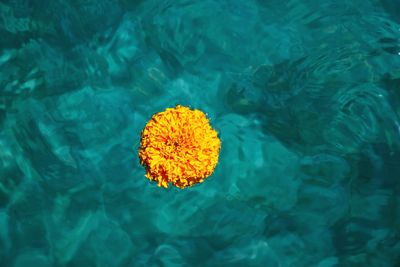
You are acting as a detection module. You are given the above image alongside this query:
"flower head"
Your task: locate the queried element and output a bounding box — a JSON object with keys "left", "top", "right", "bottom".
{"left": 139, "top": 105, "right": 221, "bottom": 188}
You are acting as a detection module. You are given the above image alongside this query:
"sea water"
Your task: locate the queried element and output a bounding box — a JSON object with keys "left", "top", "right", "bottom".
{"left": 0, "top": 0, "right": 400, "bottom": 266}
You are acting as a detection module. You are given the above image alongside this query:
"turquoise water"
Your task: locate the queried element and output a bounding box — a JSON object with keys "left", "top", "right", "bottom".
{"left": 1, "top": 0, "right": 400, "bottom": 266}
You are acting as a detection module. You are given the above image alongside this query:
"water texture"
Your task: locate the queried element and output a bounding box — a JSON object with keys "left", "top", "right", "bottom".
{"left": 1, "top": 0, "right": 400, "bottom": 266}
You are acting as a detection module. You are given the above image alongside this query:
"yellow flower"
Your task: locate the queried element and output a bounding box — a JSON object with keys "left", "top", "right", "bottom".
{"left": 139, "top": 105, "right": 221, "bottom": 188}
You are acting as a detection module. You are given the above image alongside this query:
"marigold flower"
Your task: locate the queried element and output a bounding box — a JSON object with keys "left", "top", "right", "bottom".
{"left": 139, "top": 105, "right": 221, "bottom": 188}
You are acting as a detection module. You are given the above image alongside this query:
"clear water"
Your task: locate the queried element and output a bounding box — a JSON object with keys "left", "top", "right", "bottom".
{"left": 1, "top": 0, "right": 400, "bottom": 266}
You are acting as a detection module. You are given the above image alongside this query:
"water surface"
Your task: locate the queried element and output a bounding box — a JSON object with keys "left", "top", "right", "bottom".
{"left": 1, "top": 0, "right": 400, "bottom": 266}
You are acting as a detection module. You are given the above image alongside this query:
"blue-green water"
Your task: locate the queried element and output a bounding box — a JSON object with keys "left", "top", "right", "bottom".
{"left": 1, "top": 0, "right": 400, "bottom": 266}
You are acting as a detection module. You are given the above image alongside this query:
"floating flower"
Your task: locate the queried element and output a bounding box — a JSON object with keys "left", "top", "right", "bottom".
{"left": 139, "top": 105, "right": 221, "bottom": 188}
